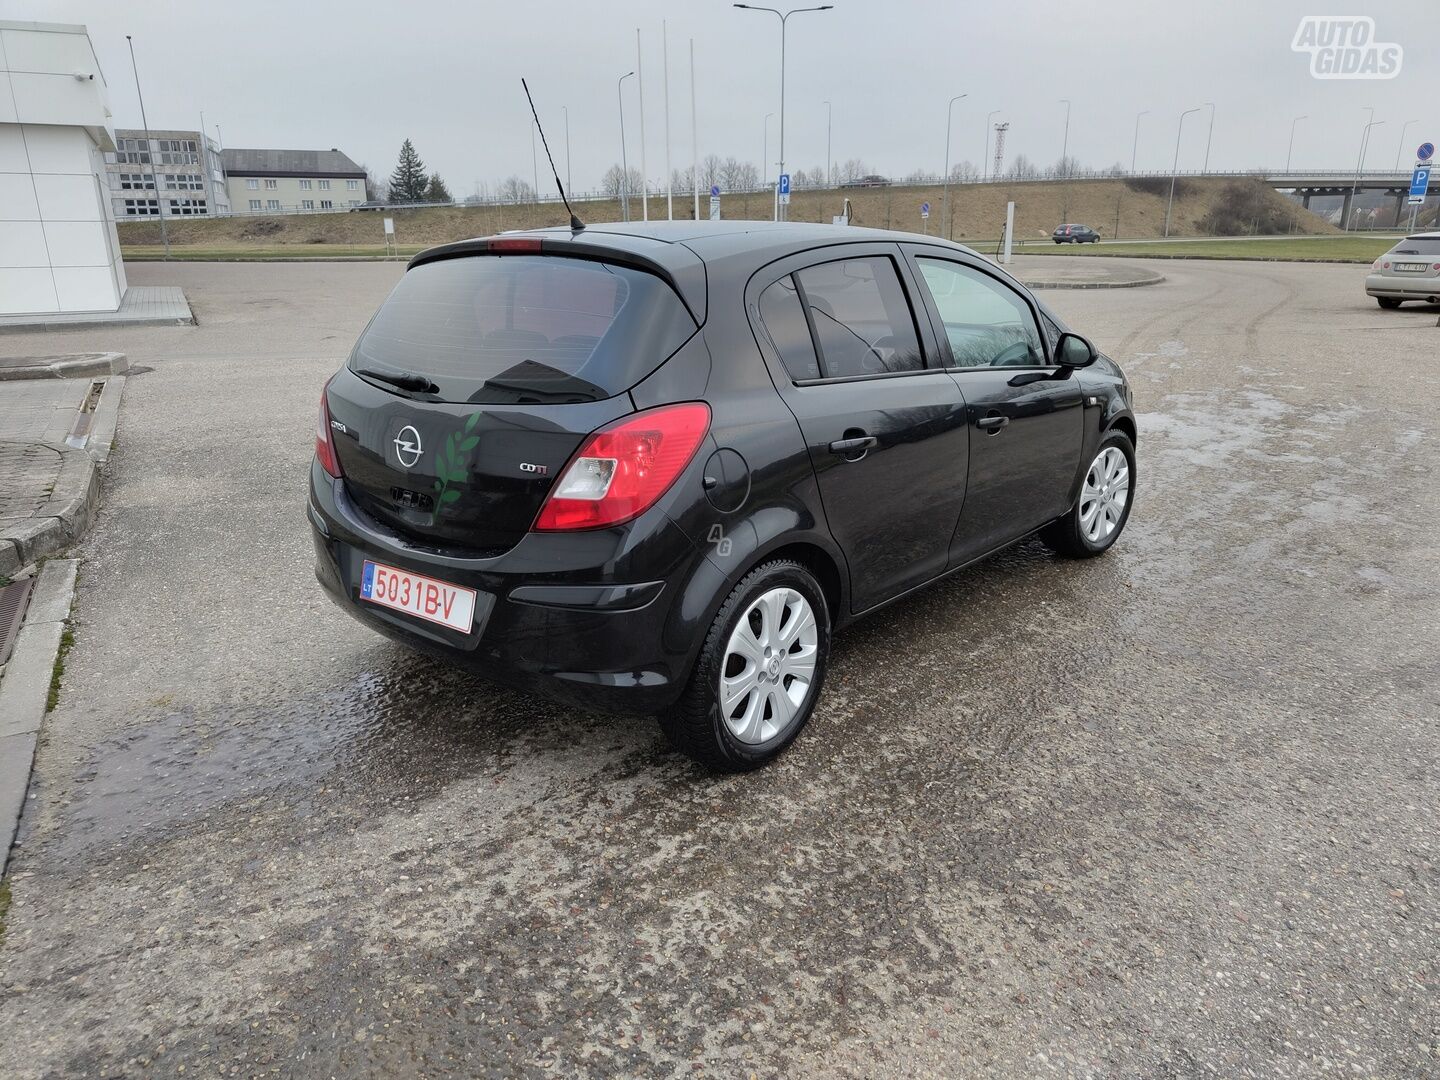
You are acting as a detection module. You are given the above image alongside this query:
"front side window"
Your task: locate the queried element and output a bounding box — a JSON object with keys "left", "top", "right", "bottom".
{"left": 915, "top": 258, "right": 1045, "bottom": 368}
{"left": 794, "top": 257, "right": 922, "bottom": 378}
{"left": 756, "top": 275, "right": 820, "bottom": 381}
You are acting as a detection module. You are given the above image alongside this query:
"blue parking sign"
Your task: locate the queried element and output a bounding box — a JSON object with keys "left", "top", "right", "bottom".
{"left": 1410, "top": 165, "right": 1431, "bottom": 205}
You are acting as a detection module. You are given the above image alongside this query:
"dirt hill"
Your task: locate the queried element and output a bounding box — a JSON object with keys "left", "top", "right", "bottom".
{"left": 116, "top": 177, "right": 1334, "bottom": 250}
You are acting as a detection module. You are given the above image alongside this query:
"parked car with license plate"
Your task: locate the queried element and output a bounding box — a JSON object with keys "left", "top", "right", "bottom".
{"left": 1365, "top": 232, "right": 1440, "bottom": 308}
{"left": 309, "top": 221, "right": 1137, "bottom": 770}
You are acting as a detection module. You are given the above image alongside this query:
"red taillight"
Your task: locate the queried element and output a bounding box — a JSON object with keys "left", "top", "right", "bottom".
{"left": 1433, "top": 263, "right": 1440, "bottom": 271}
{"left": 315, "top": 382, "right": 343, "bottom": 478}
{"left": 533, "top": 402, "right": 711, "bottom": 531}
{"left": 489, "top": 237, "right": 543, "bottom": 253}
{"left": 1382, "top": 261, "right": 1390, "bottom": 269}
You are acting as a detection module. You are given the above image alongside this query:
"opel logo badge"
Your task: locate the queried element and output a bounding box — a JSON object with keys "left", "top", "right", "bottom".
{"left": 394, "top": 425, "right": 423, "bottom": 468}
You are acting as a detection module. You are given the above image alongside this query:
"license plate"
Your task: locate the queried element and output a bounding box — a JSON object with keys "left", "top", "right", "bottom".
{"left": 360, "top": 560, "right": 476, "bottom": 633}
{"left": 1395, "top": 261, "right": 1429, "bottom": 272}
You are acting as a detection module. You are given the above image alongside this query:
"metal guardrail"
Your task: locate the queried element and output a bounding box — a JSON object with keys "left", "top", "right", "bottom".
{"left": 203, "top": 169, "right": 1427, "bottom": 219}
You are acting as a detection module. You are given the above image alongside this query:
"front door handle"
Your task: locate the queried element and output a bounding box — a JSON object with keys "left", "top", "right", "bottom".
{"left": 977, "top": 414, "right": 1010, "bottom": 432}
{"left": 829, "top": 435, "right": 878, "bottom": 455}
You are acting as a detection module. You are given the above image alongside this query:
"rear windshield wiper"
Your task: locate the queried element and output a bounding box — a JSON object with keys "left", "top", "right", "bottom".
{"left": 355, "top": 367, "right": 439, "bottom": 394}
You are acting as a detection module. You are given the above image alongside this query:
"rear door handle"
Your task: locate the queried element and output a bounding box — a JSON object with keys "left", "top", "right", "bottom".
{"left": 829, "top": 435, "right": 878, "bottom": 454}
{"left": 977, "top": 415, "right": 1010, "bottom": 432}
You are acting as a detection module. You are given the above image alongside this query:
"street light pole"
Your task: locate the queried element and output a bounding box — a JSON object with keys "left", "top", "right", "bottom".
{"left": 618, "top": 71, "right": 635, "bottom": 220}
{"left": 941, "top": 92, "right": 967, "bottom": 239}
{"left": 1349, "top": 117, "right": 1384, "bottom": 231}
{"left": 824, "top": 100, "right": 832, "bottom": 188}
{"left": 1202, "top": 102, "right": 1215, "bottom": 173}
{"left": 1286, "top": 114, "right": 1307, "bottom": 171}
{"left": 983, "top": 110, "right": 999, "bottom": 181}
{"left": 1164, "top": 107, "right": 1201, "bottom": 237}
{"left": 125, "top": 35, "right": 168, "bottom": 259}
{"left": 563, "top": 105, "right": 571, "bottom": 196}
{"left": 764, "top": 112, "right": 774, "bottom": 197}
{"left": 734, "top": 4, "right": 833, "bottom": 221}
{"left": 1059, "top": 98, "right": 1071, "bottom": 217}
{"left": 1394, "top": 119, "right": 1417, "bottom": 170}
{"left": 637, "top": 28, "right": 648, "bottom": 222}
{"left": 1131, "top": 110, "right": 1148, "bottom": 173}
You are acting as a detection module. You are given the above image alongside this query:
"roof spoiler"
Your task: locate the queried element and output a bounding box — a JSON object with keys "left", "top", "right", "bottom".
{"left": 407, "top": 234, "right": 708, "bottom": 324}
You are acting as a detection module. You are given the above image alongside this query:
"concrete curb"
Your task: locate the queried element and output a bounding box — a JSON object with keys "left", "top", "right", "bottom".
{"left": 0, "top": 558, "right": 77, "bottom": 873}
{"left": 0, "top": 352, "right": 129, "bottom": 381}
{"left": 1022, "top": 273, "right": 1167, "bottom": 290}
{"left": 0, "top": 376, "right": 122, "bottom": 577}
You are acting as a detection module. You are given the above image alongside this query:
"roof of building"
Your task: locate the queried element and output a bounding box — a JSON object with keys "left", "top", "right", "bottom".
{"left": 220, "top": 148, "right": 365, "bottom": 179}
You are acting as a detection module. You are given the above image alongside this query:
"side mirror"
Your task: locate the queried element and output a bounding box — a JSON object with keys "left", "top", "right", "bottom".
{"left": 1056, "top": 332, "right": 1098, "bottom": 368}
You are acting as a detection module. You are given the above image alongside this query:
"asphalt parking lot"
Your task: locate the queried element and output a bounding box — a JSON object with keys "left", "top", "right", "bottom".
{"left": 0, "top": 257, "right": 1437, "bottom": 1078}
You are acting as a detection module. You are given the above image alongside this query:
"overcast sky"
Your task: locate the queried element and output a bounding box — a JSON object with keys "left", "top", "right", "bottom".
{"left": 17, "top": 0, "right": 1439, "bottom": 195}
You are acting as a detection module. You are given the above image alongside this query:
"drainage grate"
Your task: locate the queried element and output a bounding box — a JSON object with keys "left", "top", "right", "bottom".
{"left": 0, "top": 577, "right": 35, "bottom": 667}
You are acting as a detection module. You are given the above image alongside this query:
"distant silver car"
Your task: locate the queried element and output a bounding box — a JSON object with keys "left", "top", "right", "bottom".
{"left": 1365, "top": 232, "right": 1440, "bottom": 308}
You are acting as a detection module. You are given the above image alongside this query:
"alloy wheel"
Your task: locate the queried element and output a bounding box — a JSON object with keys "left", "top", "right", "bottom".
{"left": 1079, "top": 445, "right": 1130, "bottom": 544}
{"left": 719, "top": 587, "right": 819, "bottom": 744}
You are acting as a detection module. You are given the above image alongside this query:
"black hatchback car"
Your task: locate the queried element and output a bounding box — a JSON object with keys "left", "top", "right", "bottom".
{"left": 310, "top": 222, "right": 1136, "bottom": 770}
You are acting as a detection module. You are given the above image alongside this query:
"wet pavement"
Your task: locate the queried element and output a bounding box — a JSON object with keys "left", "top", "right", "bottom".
{"left": 0, "top": 260, "right": 1437, "bottom": 1078}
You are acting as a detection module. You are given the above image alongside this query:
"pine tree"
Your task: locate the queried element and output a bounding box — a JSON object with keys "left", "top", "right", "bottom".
{"left": 423, "top": 172, "right": 452, "bottom": 204}
{"left": 388, "top": 139, "right": 428, "bottom": 203}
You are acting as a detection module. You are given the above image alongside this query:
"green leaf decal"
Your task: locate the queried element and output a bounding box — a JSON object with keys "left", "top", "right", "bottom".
{"left": 459, "top": 435, "right": 479, "bottom": 452}
{"left": 433, "top": 479, "right": 442, "bottom": 493}
{"left": 464, "top": 412, "right": 480, "bottom": 433}
{"left": 440, "top": 488, "right": 461, "bottom": 504}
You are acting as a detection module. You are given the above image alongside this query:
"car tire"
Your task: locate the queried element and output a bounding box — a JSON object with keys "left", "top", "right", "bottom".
{"left": 1054, "top": 239, "right": 1062, "bottom": 245}
{"left": 1376, "top": 297, "right": 1402, "bottom": 309}
{"left": 1041, "top": 429, "right": 1136, "bottom": 559}
{"left": 660, "top": 559, "right": 830, "bottom": 772}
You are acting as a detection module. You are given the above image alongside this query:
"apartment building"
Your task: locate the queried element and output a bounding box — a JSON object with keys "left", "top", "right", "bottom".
{"left": 105, "top": 127, "right": 229, "bottom": 218}
{"left": 222, "top": 148, "right": 366, "bottom": 213}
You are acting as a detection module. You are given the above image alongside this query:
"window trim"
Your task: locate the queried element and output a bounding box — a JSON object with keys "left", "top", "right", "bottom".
{"left": 901, "top": 245, "right": 1055, "bottom": 371}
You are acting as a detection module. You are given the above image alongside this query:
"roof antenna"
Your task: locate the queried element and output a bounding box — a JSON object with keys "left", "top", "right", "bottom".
{"left": 522, "top": 78, "right": 584, "bottom": 232}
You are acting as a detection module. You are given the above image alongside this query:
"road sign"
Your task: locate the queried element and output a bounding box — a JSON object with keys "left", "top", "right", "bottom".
{"left": 920, "top": 201, "right": 930, "bottom": 219}
{"left": 709, "top": 194, "right": 721, "bottom": 221}
{"left": 1408, "top": 164, "right": 1431, "bottom": 205}
{"left": 382, "top": 217, "right": 395, "bottom": 235}
{"left": 778, "top": 172, "right": 791, "bottom": 205}
{"left": 1418, "top": 142, "right": 1435, "bottom": 163}
{"left": 710, "top": 184, "right": 721, "bottom": 198}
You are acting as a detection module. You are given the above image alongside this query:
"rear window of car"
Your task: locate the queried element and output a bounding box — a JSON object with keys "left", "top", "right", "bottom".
{"left": 1389, "top": 237, "right": 1440, "bottom": 256}
{"left": 794, "top": 257, "right": 923, "bottom": 379}
{"left": 351, "top": 255, "right": 697, "bottom": 404}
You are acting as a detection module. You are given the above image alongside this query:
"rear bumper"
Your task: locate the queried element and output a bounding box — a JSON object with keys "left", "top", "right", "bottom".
{"left": 1365, "top": 273, "right": 1440, "bottom": 299}
{"left": 309, "top": 463, "right": 709, "bottom": 714}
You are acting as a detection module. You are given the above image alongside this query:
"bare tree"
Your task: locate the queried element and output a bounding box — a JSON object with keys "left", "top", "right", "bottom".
{"left": 1046, "top": 154, "right": 1083, "bottom": 179}
{"left": 948, "top": 160, "right": 979, "bottom": 183}
{"left": 701, "top": 154, "right": 723, "bottom": 190}
{"left": 601, "top": 164, "right": 644, "bottom": 197}
{"left": 905, "top": 168, "right": 932, "bottom": 184}
{"left": 670, "top": 165, "right": 696, "bottom": 193}
{"left": 839, "top": 158, "right": 869, "bottom": 183}
{"left": 1007, "top": 154, "right": 1040, "bottom": 180}
{"left": 499, "top": 175, "right": 536, "bottom": 204}
{"left": 736, "top": 161, "right": 760, "bottom": 191}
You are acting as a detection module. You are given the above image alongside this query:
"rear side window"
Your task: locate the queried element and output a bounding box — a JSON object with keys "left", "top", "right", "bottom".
{"left": 352, "top": 255, "right": 696, "bottom": 404}
{"left": 795, "top": 257, "right": 923, "bottom": 379}
{"left": 756, "top": 275, "right": 821, "bottom": 381}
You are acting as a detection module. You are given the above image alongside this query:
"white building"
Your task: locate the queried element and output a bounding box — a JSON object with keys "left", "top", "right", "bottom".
{"left": 223, "top": 148, "right": 367, "bottom": 213}
{"left": 0, "top": 19, "right": 126, "bottom": 316}
{"left": 105, "top": 127, "right": 229, "bottom": 218}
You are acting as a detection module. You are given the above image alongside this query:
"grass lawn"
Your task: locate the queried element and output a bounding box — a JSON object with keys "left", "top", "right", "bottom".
{"left": 121, "top": 243, "right": 423, "bottom": 260}
{"left": 1019, "top": 235, "right": 1400, "bottom": 263}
